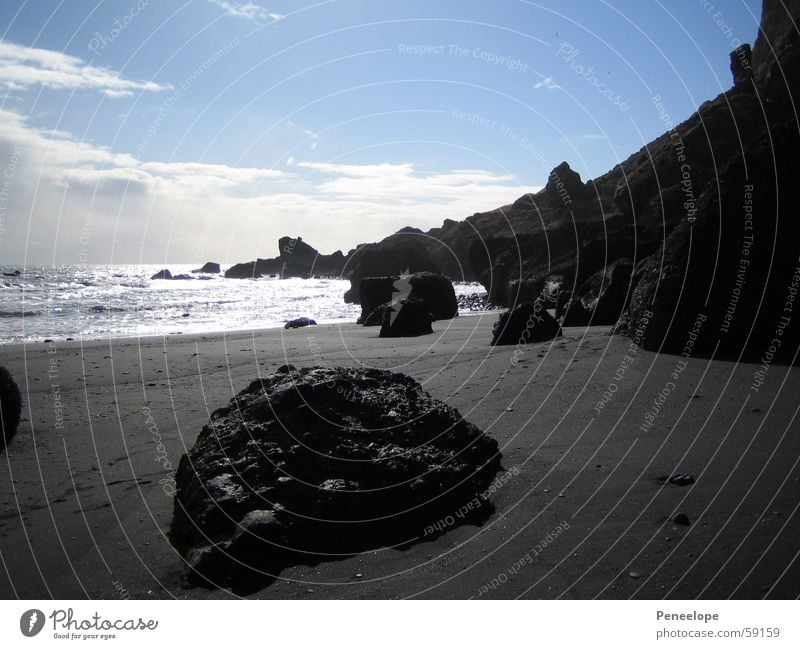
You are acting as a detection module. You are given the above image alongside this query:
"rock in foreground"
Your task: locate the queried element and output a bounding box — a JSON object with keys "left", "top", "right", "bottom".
{"left": 170, "top": 366, "right": 501, "bottom": 590}
{"left": 0, "top": 367, "right": 22, "bottom": 451}
{"left": 491, "top": 301, "right": 562, "bottom": 346}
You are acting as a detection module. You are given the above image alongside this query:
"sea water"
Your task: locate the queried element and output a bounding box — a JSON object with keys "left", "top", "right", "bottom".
{"left": 0, "top": 265, "right": 483, "bottom": 344}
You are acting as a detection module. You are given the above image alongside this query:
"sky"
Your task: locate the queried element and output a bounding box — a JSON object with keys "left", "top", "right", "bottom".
{"left": 0, "top": 0, "right": 763, "bottom": 264}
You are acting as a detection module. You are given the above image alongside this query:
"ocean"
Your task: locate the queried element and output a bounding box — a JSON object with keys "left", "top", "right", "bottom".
{"left": 0, "top": 265, "right": 484, "bottom": 345}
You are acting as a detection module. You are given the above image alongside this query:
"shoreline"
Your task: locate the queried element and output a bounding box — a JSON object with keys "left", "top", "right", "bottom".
{"left": 1, "top": 308, "right": 502, "bottom": 349}
{"left": 1, "top": 317, "right": 798, "bottom": 599}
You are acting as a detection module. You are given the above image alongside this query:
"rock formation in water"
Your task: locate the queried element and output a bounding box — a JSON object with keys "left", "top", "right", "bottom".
{"left": 169, "top": 366, "right": 501, "bottom": 591}
{"left": 192, "top": 262, "right": 221, "bottom": 274}
{"left": 225, "top": 236, "right": 347, "bottom": 279}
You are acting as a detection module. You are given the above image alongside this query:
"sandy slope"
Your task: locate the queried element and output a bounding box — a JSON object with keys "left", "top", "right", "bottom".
{"left": 1, "top": 314, "right": 798, "bottom": 599}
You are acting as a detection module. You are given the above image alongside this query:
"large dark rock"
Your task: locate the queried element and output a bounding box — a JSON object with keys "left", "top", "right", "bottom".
{"left": 343, "top": 233, "right": 440, "bottom": 303}
{"left": 150, "top": 269, "right": 172, "bottom": 280}
{"left": 358, "top": 273, "right": 457, "bottom": 325}
{"left": 379, "top": 297, "right": 434, "bottom": 338}
{"left": 0, "top": 367, "right": 21, "bottom": 451}
{"left": 491, "top": 301, "right": 562, "bottom": 346}
{"left": 192, "top": 262, "right": 221, "bottom": 274}
{"left": 563, "top": 258, "right": 633, "bottom": 326}
{"left": 169, "top": 366, "right": 502, "bottom": 590}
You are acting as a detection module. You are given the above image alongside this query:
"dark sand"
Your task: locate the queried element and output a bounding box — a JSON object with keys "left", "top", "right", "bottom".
{"left": 1, "top": 314, "right": 798, "bottom": 599}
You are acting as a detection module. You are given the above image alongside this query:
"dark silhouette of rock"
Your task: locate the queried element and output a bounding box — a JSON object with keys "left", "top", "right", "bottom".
{"left": 284, "top": 317, "right": 317, "bottom": 329}
{"left": 3, "top": 270, "right": 21, "bottom": 277}
{"left": 343, "top": 233, "right": 440, "bottom": 303}
{"left": 357, "top": 273, "right": 457, "bottom": 325}
{"left": 226, "top": 237, "right": 347, "bottom": 279}
{"left": 561, "top": 259, "right": 633, "bottom": 326}
{"left": 225, "top": 257, "right": 283, "bottom": 279}
{"left": 491, "top": 301, "right": 562, "bottom": 346}
{"left": 559, "top": 297, "right": 593, "bottom": 327}
{"left": 0, "top": 367, "right": 22, "bottom": 452}
{"left": 192, "top": 262, "right": 221, "bottom": 274}
{"left": 361, "top": 302, "right": 389, "bottom": 326}
{"left": 172, "top": 274, "right": 193, "bottom": 280}
{"left": 673, "top": 513, "right": 691, "bottom": 526}
{"left": 150, "top": 269, "right": 172, "bottom": 280}
{"left": 169, "top": 366, "right": 501, "bottom": 590}
{"left": 618, "top": 0, "right": 800, "bottom": 364}
{"left": 730, "top": 44, "right": 753, "bottom": 85}
{"left": 379, "top": 297, "right": 434, "bottom": 338}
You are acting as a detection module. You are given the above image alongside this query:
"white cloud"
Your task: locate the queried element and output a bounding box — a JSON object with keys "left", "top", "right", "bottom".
{"left": 533, "top": 76, "right": 560, "bottom": 90}
{"left": 0, "top": 40, "right": 170, "bottom": 97}
{"left": 0, "top": 109, "right": 539, "bottom": 264}
{"left": 207, "top": 0, "right": 284, "bottom": 23}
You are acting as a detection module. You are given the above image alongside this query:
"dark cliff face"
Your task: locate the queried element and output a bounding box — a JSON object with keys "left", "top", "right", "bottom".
{"left": 617, "top": 0, "right": 800, "bottom": 362}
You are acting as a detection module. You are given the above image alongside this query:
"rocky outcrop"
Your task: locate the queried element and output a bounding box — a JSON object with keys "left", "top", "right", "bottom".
{"left": 730, "top": 44, "right": 753, "bottom": 85}
{"left": 192, "top": 262, "right": 221, "bottom": 274}
{"left": 379, "top": 297, "right": 434, "bottom": 338}
{"left": 343, "top": 233, "right": 440, "bottom": 303}
{"left": 225, "top": 237, "right": 347, "bottom": 279}
{"left": 491, "top": 301, "right": 562, "bottom": 346}
{"left": 150, "top": 269, "right": 172, "bottom": 280}
{"left": 0, "top": 367, "right": 21, "bottom": 451}
{"left": 357, "top": 273, "right": 457, "bottom": 325}
{"left": 617, "top": 0, "right": 800, "bottom": 363}
{"left": 169, "top": 366, "right": 501, "bottom": 590}
{"left": 284, "top": 317, "right": 317, "bottom": 329}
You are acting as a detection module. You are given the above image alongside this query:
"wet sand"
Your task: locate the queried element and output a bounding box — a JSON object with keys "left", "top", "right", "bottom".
{"left": 1, "top": 314, "right": 798, "bottom": 599}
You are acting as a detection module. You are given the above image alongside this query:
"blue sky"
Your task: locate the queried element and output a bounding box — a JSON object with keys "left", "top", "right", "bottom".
{"left": 0, "top": 0, "right": 762, "bottom": 264}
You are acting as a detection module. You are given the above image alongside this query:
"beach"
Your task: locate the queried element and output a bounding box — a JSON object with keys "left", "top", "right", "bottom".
{"left": 1, "top": 314, "right": 798, "bottom": 599}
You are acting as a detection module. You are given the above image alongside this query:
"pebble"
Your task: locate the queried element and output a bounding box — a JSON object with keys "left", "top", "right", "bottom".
{"left": 673, "top": 513, "right": 691, "bottom": 526}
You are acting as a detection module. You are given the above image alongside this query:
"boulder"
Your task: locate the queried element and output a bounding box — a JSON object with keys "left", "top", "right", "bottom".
{"left": 169, "top": 366, "right": 501, "bottom": 590}
{"left": 379, "top": 297, "right": 434, "bottom": 338}
{"left": 284, "top": 317, "right": 317, "bottom": 329}
{"left": 491, "top": 301, "right": 562, "bottom": 346}
{"left": 357, "top": 273, "right": 458, "bottom": 325}
{"left": 559, "top": 297, "right": 593, "bottom": 327}
{"left": 172, "top": 274, "right": 193, "bottom": 280}
{"left": 150, "top": 269, "right": 172, "bottom": 280}
{"left": 192, "top": 262, "right": 221, "bottom": 274}
{"left": 564, "top": 258, "right": 633, "bottom": 326}
{"left": 0, "top": 367, "right": 21, "bottom": 451}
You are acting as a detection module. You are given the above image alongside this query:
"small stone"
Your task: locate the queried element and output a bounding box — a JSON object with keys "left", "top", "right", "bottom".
{"left": 673, "top": 513, "right": 691, "bottom": 526}
{"left": 629, "top": 571, "right": 641, "bottom": 579}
